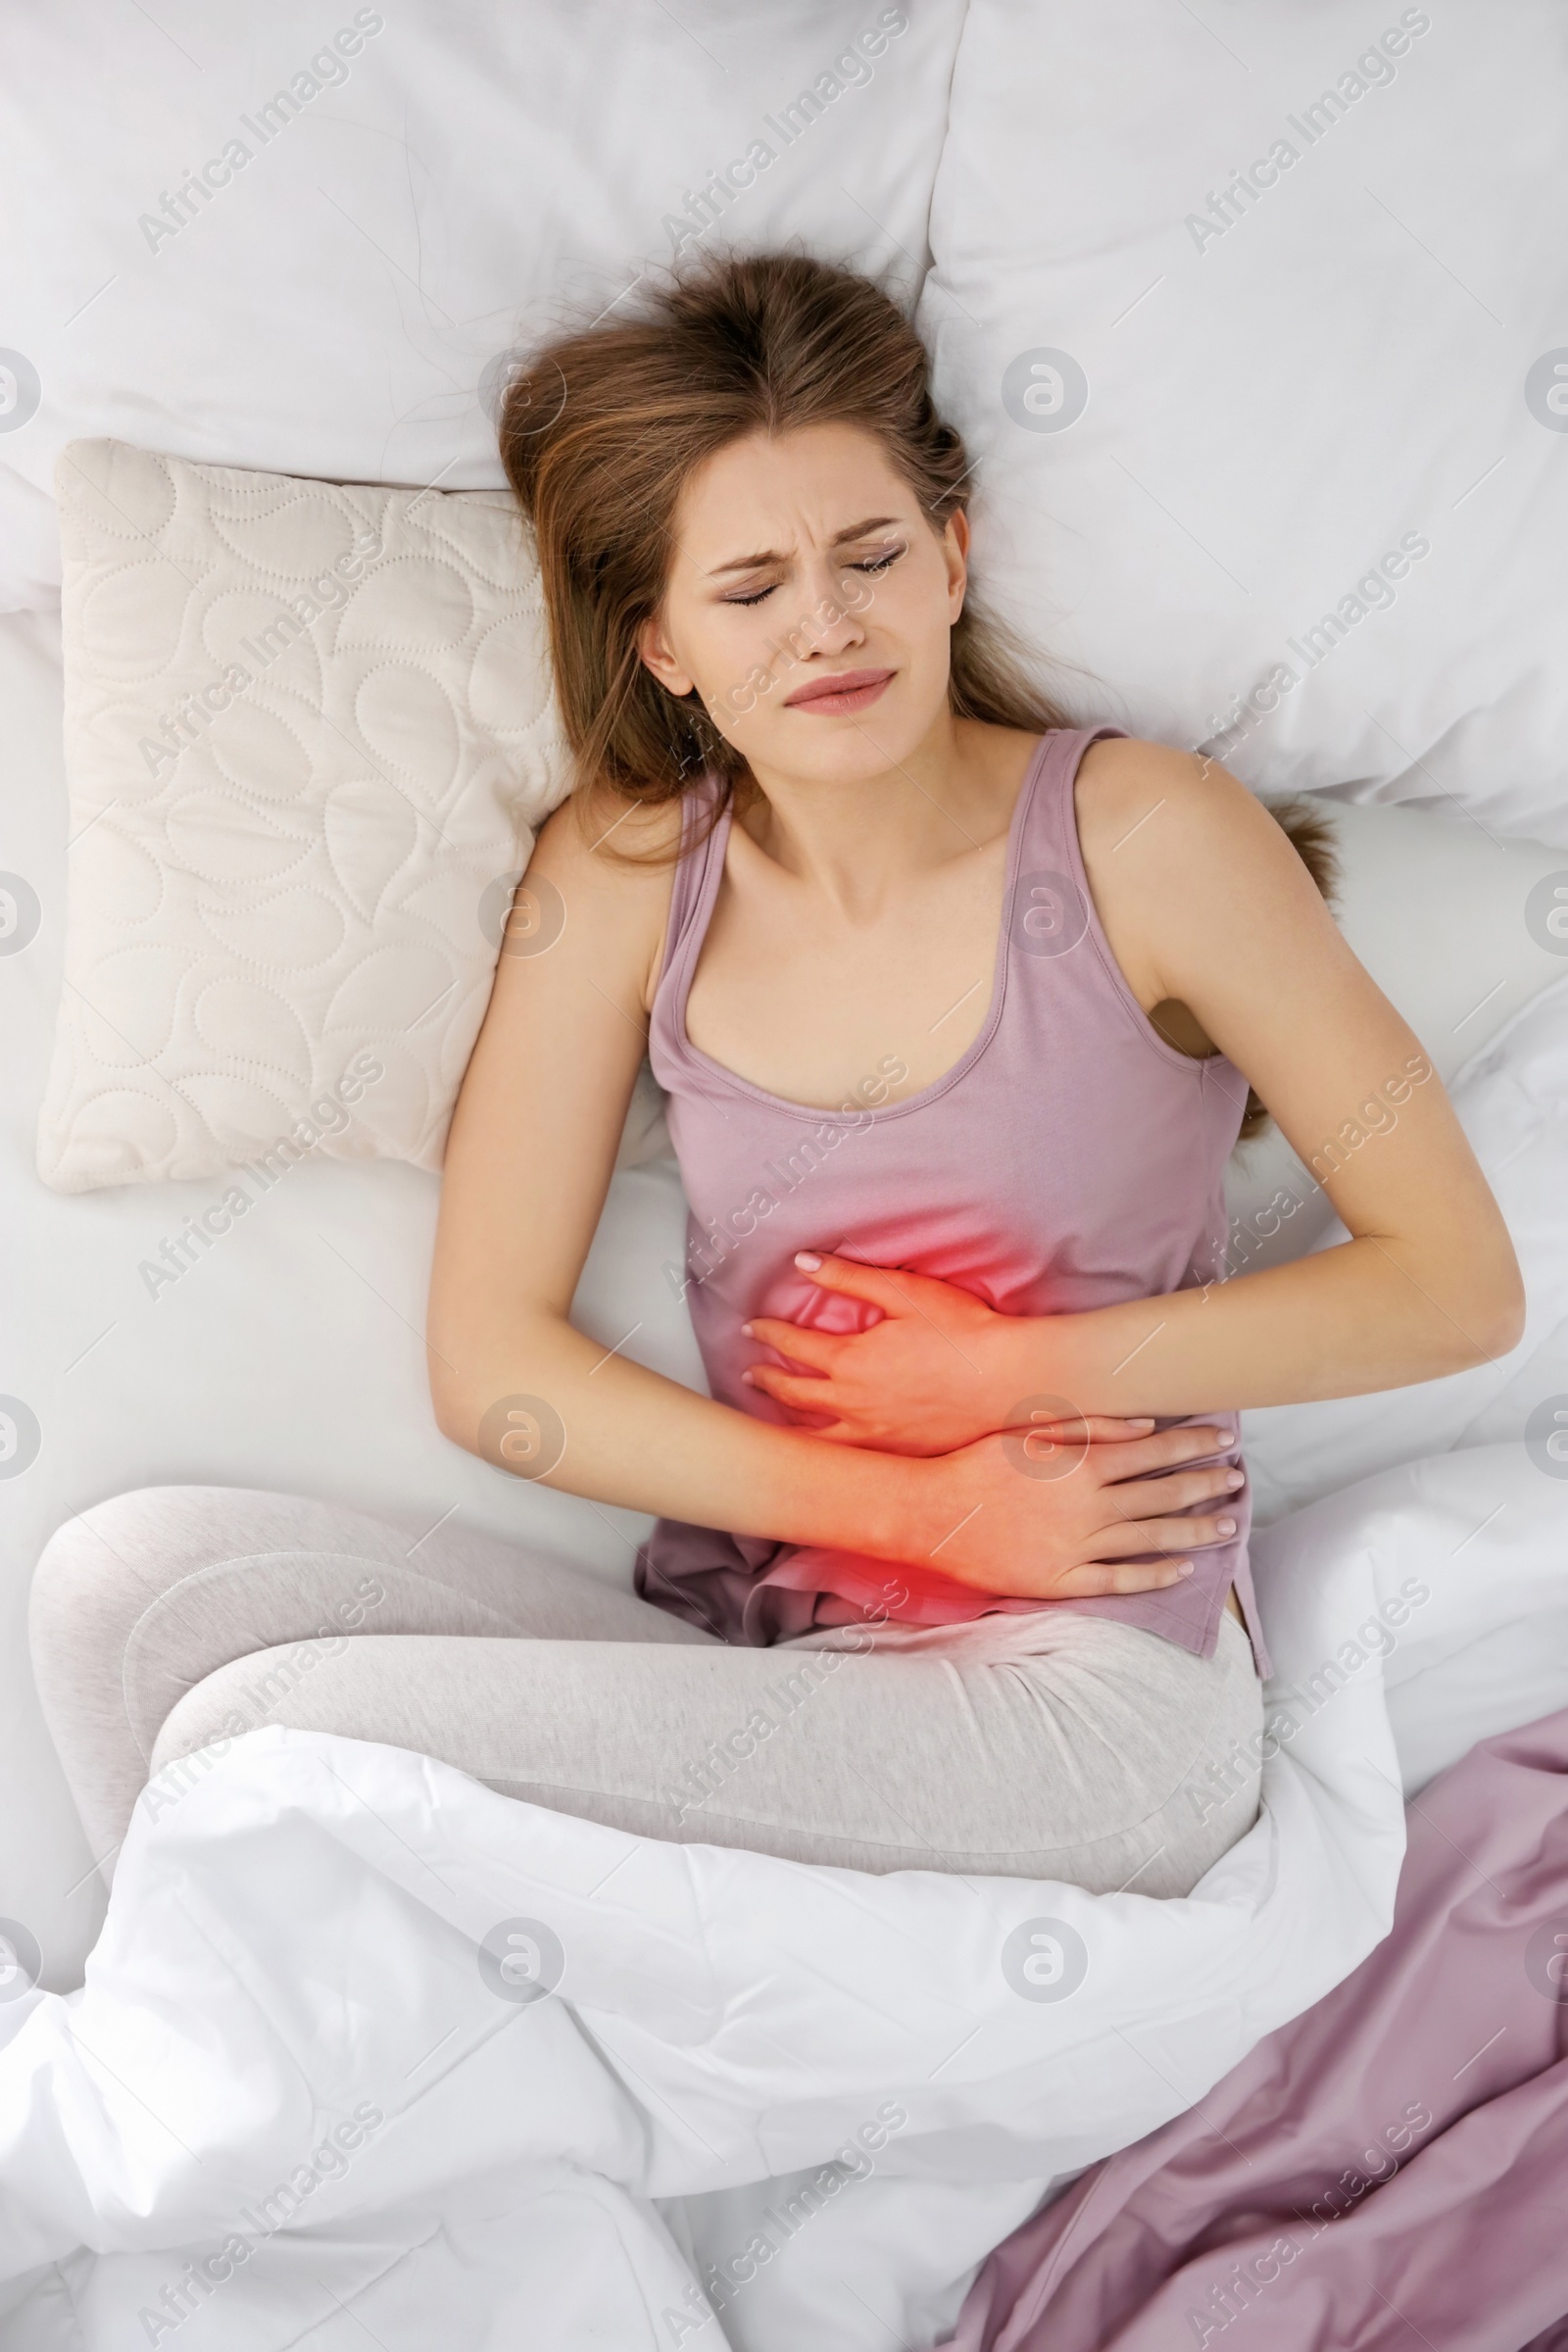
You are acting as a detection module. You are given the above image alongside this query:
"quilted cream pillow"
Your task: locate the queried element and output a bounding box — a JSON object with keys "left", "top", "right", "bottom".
{"left": 38, "top": 439, "right": 572, "bottom": 1193}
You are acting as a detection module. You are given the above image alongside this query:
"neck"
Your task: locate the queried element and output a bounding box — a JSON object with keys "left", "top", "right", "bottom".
{"left": 731, "top": 713, "right": 1021, "bottom": 919}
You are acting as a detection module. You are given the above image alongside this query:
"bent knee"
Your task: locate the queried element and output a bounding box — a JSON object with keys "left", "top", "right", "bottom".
{"left": 30, "top": 1486, "right": 201, "bottom": 1645}
{"left": 148, "top": 1627, "right": 367, "bottom": 1775}
{"left": 148, "top": 1645, "right": 296, "bottom": 1775}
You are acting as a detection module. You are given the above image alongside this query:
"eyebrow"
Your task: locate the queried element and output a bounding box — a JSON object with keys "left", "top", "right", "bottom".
{"left": 707, "top": 515, "right": 906, "bottom": 577}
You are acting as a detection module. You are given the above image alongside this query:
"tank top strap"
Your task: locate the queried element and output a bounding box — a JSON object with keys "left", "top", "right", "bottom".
{"left": 1008, "top": 724, "right": 1132, "bottom": 956}
{"left": 1018, "top": 723, "right": 1132, "bottom": 866}
{"left": 655, "top": 772, "right": 730, "bottom": 1007}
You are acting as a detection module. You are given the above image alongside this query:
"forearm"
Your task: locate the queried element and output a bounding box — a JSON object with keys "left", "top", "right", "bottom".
{"left": 986, "top": 1230, "right": 1522, "bottom": 1420}
{"left": 430, "top": 1310, "right": 928, "bottom": 1560}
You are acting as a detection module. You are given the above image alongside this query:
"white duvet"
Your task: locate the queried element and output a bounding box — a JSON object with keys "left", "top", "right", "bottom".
{"left": 2, "top": 1432, "right": 1565, "bottom": 2352}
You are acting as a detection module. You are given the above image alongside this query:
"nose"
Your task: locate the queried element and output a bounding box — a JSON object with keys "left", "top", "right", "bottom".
{"left": 792, "top": 552, "right": 870, "bottom": 659}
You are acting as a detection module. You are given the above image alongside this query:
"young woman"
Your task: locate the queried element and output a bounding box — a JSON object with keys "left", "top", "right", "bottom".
{"left": 31, "top": 255, "right": 1521, "bottom": 1899}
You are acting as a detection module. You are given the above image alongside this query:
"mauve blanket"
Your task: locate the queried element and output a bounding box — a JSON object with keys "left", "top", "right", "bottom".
{"left": 944, "top": 1705, "right": 1568, "bottom": 2352}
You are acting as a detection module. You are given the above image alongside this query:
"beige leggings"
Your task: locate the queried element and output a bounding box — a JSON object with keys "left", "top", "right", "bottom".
{"left": 29, "top": 1486, "right": 1264, "bottom": 1894}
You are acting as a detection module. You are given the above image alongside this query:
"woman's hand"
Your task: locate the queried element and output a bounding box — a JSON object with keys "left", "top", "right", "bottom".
{"left": 897, "top": 1422, "right": 1246, "bottom": 1602}
{"left": 742, "top": 1250, "right": 1042, "bottom": 1454}
{"left": 740, "top": 1250, "right": 1246, "bottom": 1601}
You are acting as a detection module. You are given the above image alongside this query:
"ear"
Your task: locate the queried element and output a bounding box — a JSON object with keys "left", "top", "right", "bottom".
{"left": 943, "top": 508, "right": 969, "bottom": 622}
{"left": 636, "top": 612, "right": 695, "bottom": 699}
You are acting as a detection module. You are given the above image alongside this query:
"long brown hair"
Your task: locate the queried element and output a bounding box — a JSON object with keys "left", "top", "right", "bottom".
{"left": 498, "top": 246, "right": 1335, "bottom": 1136}
{"left": 498, "top": 246, "right": 1077, "bottom": 858}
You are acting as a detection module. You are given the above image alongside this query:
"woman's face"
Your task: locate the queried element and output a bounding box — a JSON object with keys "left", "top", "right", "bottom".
{"left": 637, "top": 420, "right": 968, "bottom": 789}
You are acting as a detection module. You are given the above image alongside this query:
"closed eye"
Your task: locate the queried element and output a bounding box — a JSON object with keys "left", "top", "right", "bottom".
{"left": 722, "top": 543, "right": 906, "bottom": 608}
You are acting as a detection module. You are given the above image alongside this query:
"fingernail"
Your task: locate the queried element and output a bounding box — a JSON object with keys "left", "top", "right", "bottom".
{"left": 1225, "top": 1469, "right": 1244, "bottom": 1489}
{"left": 1176, "top": 1561, "right": 1195, "bottom": 1577}
{"left": 740, "top": 1369, "right": 755, "bottom": 1386}
{"left": 1217, "top": 1517, "right": 1237, "bottom": 1537}
{"left": 740, "top": 1322, "right": 754, "bottom": 1337}
{"left": 1131, "top": 1417, "right": 1155, "bottom": 1430}
{"left": 795, "top": 1251, "right": 822, "bottom": 1271}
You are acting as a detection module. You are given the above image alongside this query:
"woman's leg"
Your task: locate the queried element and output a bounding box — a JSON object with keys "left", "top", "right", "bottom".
{"left": 29, "top": 1485, "right": 717, "bottom": 1874}
{"left": 34, "top": 1486, "right": 1262, "bottom": 1893}
{"left": 150, "top": 1602, "right": 1261, "bottom": 1894}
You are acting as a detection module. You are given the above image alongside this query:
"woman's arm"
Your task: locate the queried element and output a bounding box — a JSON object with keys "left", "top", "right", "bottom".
{"left": 426, "top": 798, "right": 902, "bottom": 1550}
{"left": 424, "top": 791, "right": 1242, "bottom": 1596}
{"left": 1022, "top": 742, "right": 1525, "bottom": 1410}
{"left": 742, "top": 746, "right": 1525, "bottom": 1446}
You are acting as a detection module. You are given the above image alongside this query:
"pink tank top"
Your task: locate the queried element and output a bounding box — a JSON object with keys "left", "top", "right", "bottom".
{"left": 635, "top": 726, "right": 1270, "bottom": 1677}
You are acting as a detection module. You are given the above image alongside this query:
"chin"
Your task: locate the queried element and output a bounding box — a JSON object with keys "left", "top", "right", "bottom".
{"left": 760, "top": 702, "right": 939, "bottom": 781}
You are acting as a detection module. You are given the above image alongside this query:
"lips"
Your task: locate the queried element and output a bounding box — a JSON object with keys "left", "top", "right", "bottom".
{"left": 783, "top": 667, "right": 895, "bottom": 715}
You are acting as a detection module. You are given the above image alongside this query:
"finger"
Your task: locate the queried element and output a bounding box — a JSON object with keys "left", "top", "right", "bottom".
{"left": 743, "top": 1364, "right": 836, "bottom": 1409}
{"left": 1101, "top": 1465, "right": 1247, "bottom": 1515}
{"left": 1090, "top": 1512, "right": 1241, "bottom": 1557}
{"left": 1050, "top": 1557, "right": 1198, "bottom": 1597}
{"left": 790, "top": 1250, "right": 921, "bottom": 1317}
{"left": 742, "top": 1317, "right": 842, "bottom": 1372}
{"left": 741, "top": 1369, "right": 842, "bottom": 1429}
{"left": 1098, "top": 1425, "right": 1238, "bottom": 1481}
{"left": 1022, "top": 1413, "right": 1156, "bottom": 1444}
{"left": 777, "top": 1406, "right": 847, "bottom": 1436}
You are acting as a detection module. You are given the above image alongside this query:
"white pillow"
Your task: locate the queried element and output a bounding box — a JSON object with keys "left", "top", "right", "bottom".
{"left": 919, "top": 0, "right": 1568, "bottom": 845}
{"left": 0, "top": 0, "right": 966, "bottom": 612}
{"left": 38, "top": 438, "right": 567, "bottom": 1193}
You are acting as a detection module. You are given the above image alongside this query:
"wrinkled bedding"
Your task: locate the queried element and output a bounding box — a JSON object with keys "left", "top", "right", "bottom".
{"left": 945, "top": 1698, "right": 1568, "bottom": 2351}
{"left": 1, "top": 1442, "right": 1564, "bottom": 2350}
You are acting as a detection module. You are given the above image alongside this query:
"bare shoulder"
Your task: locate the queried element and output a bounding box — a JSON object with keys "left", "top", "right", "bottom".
{"left": 1075, "top": 736, "right": 1317, "bottom": 895}
{"left": 528, "top": 784, "right": 686, "bottom": 882}
{"left": 525, "top": 789, "right": 686, "bottom": 1011}
{"left": 1074, "top": 736, "right": 1340, "bottom": 1004}
{"left": 1077, "top": 735, "right": 1266, "bottom": 850}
